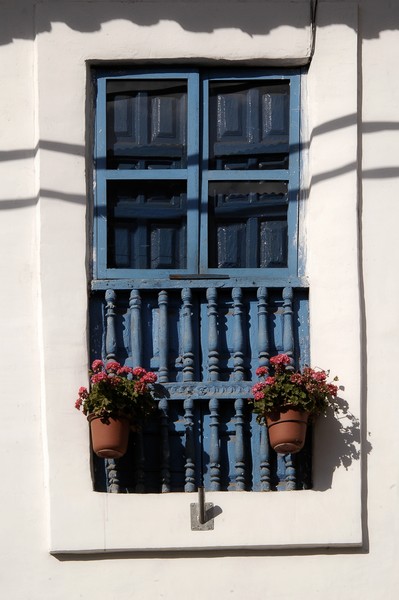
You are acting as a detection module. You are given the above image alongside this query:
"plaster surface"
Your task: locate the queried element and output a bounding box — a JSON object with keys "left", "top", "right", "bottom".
{"left": 0, "top": 0, "right": 398, "bottom": 598}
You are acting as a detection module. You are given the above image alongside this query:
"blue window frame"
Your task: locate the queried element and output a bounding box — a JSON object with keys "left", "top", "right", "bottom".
{"left": 91, "top": 68, "right": 310, "bottom": 494}
{"left": 94, "top": 69, "right": 300, "bottom": 281}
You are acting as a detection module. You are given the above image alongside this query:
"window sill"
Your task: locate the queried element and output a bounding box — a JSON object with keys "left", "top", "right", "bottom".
{"left": 50, "top": 484, "right": 362, "bottom": 554}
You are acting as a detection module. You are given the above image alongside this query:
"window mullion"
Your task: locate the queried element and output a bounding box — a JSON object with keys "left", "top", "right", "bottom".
{"left": 287, "top": 72, "right": 301, "bottom": 276}
{"left": 186, "top": 71, "right": 201, "bottom": 275}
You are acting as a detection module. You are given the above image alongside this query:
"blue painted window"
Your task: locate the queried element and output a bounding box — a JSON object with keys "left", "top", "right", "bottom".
{"left": 94, "top": 70, "right": 300, "bottom": 279}
{"left": 91, "top": 69, "right": 310, "bottom": 493}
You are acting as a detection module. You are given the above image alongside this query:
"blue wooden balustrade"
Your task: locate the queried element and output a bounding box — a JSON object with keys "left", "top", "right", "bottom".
{"left": 90, "top": 281, "right": 310, "bottom": 493}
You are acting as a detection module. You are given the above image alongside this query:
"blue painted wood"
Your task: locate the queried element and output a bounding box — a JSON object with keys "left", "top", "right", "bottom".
{"left": 207, "top": 182, "right": 288, "bottom": 269}
{"left": 234, "top": 398, "right": 246, "bottom": 491}
{"left": 91, "top": 284, "right": 309, "bottom": 492}
{"left": 141, "top": 400, "right": 187, "bottom": 493}
{"left": 287, "top": 74, "right": 301, "bottom": 278}
{"left": 284, "top": 453, "right": 296, "bottom": 491}
{"left": 276, "top": 452, "right": 287, "bottom": 491}
{"left": 129, "top": 289, "right": 143, "bottom": 367}
{"left": 95, "top": 69, "right": 300, "bottom": 280}
{"left": 134, "top": 431, "right": 146, "bottom": 493}
{"left": 259, "top": 424, "right": 271, "bottom": 491}
{"left": 279, "top": 286, "right": 298, "bottom": 494}
{"left": 209, "top": 81, "right": 289, "bottom": 169}
{"left": 92, "top": 276, "right": 308, "bottom": 291}
{"left": 169, "top": 400, "right": 199, "bottom": 492}
{"left": 107, "top": 180, "right": 188, "bottom": 270}
{"left": 257, "top": 286, "right": 270, "bottom": 370}
{"left": 183, "top": 397, "right": 196, "bottom": 492}
{"left": 232, "top": 287, "right": 245, "bottom": 381}
{"left": 105, "top": 170, "right": 188, "bottom": 180}
{"left": 201, "top": 289, "right": 229, "bottom": 382}
{"left": 95, "top": 70, "right": 200, "bottom": 280}
{"left": 181, "top": 288, "right": 195, "bottom": 382}
{"left": 105, "top": 289, "right": 117, "bottom": 362}
{"left": 94, "top": 76, "right": 108, "bottom": 280}
{"left": 159, "top": 397, "right": 171, "bottom": 493}
{"left": 295, "top": 289, "right": 311, "bottom": 369}
{"left": 260, "top": 218, "right": 288, "bottom": 268}
{"left": 92, "top": 68, "right": 309, "bottom": 493}
{"left": 209, "top": 397, "right": 221, "bottom": 491}
{"left": 199, "top": 71, "right": 300, "bottom": 278}
{"left": 282, "top": 286, "right": 294, "bottom": 368}
{"left": 106, "top": 79, "right": 187, "bottom": 169}
{"left": 206, "top": 287, "right": 220, "bottom": 381}
{"left": 158, "top": 290, "right": 169, "bottom": 383}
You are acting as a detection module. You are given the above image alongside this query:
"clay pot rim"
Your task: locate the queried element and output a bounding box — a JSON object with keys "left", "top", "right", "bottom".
{"left": 87, "top": 413, "right": 130, "bottom": 424}
{"left": 87, "top": 413, "right": 141, "bottom": 432}
{"left": 265, "top": 407, "right": 309, "bottom": 423}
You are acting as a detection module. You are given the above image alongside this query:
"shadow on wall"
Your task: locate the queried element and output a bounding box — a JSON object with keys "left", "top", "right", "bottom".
{"left": 1, "top": 0, "right": 399, "bottom": 47}
{"left": 313, "top": 396, "right": 372, "bottom": 492}
{"left": 3, "top": 1, "right": 311, "bottom": 45}
{"left": 1, "top": 114, "right": 399, "bottom": 209}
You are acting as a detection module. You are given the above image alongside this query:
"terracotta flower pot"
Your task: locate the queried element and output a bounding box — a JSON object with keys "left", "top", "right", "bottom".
{"left": 266, "top": 408, "right": 309, "bottom": 454}
{"left": 88, "top": 414, "right": 130, "bottom": 458}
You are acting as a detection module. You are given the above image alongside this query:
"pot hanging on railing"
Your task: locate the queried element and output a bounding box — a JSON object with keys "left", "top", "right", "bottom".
{"left": 266, "top": 408, "right": 309, "bottom": 454}
{"left": 88, "top": 414, "right": 130, "bottom": 458}
{"left": 251, "top": 353, "right": 339, "bottom": 455}
{"left": 75, "top": 360, "right": 158, "bottom": 459}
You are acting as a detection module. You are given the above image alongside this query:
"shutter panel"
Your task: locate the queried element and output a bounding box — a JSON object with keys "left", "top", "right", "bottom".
{"left": 107, "top": 80, "right": 187, "bottom": 169}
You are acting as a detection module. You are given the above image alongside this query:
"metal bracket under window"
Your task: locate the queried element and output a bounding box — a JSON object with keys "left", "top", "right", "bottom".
{"left": 190, "top": 487, "right": 214, "bottom": 531}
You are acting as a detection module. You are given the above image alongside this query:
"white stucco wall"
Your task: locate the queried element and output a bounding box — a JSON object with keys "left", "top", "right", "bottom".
{"left": 0, "top": 0, "right": 398, "bottom": 598}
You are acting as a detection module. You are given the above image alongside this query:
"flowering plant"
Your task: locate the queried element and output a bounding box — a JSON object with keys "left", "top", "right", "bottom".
{"left": 251, "top": 353, "right": 338, "bottom": 423}
{"left": 75, "top": 360, "right": 158, "bottom": 422}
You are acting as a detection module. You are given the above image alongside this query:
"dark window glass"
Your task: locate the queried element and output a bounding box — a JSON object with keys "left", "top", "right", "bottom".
{"left": 208, "top": 181, "right": 288, "bottom": 268}
{"left": 209, "top": 80, "right": 289, "bottom": 170}
{"left": 107, "top": 180, "right": 187, "bottom": 269}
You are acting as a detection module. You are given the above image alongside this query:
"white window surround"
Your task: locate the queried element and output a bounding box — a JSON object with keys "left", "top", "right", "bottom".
{"left": 36, "top": 2, "right": 362, "bottom": 553}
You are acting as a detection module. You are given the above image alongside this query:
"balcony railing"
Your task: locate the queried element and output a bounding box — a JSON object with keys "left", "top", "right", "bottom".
{"left": 90, "top": 280, "right": 310, "bottom": 493}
